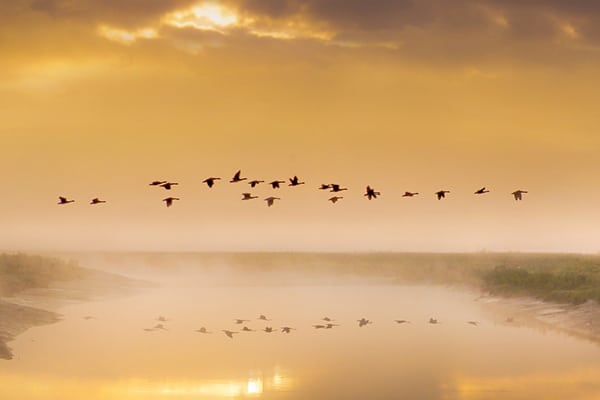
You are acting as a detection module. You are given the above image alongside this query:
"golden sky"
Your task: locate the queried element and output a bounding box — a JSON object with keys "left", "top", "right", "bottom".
{"left": 1, "top": 0, "right": 600, "bottom": 252}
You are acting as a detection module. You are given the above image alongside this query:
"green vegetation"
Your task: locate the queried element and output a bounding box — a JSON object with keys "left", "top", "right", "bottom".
{"left": 0, "top": 253, "right": 88, "bottom": 297}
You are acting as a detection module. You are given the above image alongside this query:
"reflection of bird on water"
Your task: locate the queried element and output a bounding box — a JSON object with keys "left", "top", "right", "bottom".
{"left": 234, "top": 319, "right": 249, "bottom": 324}
{"left": 325, "top": 323, "right": 339, "bottom": 329}
{"left": 83, "top": 316, "right": 95, "bottom": 320}
{"left": 512, "top": 190, "right": 528, "bottom": 201}
{"left": 242, "top": 326, "right": 255, "bottom": 332}
{"left": 143, "top": 328, "right": 154, "bottom": 332}
{"left": 153, "top": 324, "right": 167, "bottom": 330}
{"left": 263, "top": 327, "right": 274, "bottom": 333}
{"left": 357, "top": 318, "right": 372, "bottom": 327}
{"left": 506, "top": 317, "right": 515, "bottom": 323}
{"left": 258, "top": 315, "right": 271, "bottom": 321}
{"left": 157, "top": 316, "right": 168, "bottom": 322}
{"left": 394, "top": 320, "right": 410, "bottom": 324}
{"left": 223, "top": 330, "right": 238, "bottom": 339}
{"left": 468, "top": 321, "right": 479, "bottom": 326}
{"left": 429, "top": 318, "right": 439, "bottom": 324}
{"left": 281, "top": 327, "right": 296, "bottom": 333}
{"left": 313, "top": 324, "right": 326, "bottom": 329}
{"left": 322, "top": 317, "right": 335, "bottom": 322}
{"left": 195, "top": 327, "right": 212, "bottom": 334}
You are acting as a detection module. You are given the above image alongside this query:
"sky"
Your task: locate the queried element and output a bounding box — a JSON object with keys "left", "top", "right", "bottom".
{"left": 1, "top": 0, "right": 600, "bottom": 253}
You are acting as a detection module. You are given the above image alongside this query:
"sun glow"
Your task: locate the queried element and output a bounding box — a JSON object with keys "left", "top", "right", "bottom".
{"left": 98, "top": 25, "right": 158, "bottom": 45}
{"left": 164, "top": 3, "right": 239, "bottom": 33}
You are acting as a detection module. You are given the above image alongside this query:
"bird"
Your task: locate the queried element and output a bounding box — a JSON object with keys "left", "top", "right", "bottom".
{"left": 269, "top": 180, "right": 285, "bottom": 189}
{"left": 474, "top": 187, "right": 490, "bottom": 195}
{"left": 281, "top": 327, "right": 296, "bottom": 334}
{"left": 234, "top": 319, "right": 249, "bottom": 324}
{"left": 512, "top": 190, "right": 528, "bottom": 201}
{"left": 258, "top": 315, "right": 271, "bottom": 321}
{"left": 195, "top": 327, "right": 212, "bottom": 334}
{"left": 312, "top": 324, "right": 326, "bottom": 329}
{"left": 263, "top": 327, "right": 274, "bottom": 333}
{"left": 394, "top": 320, "right": 410, "bottom": 324}
{"left": 153, "top": 324, "right": 167, "bottom": 330}
{"left": 429, "top": 318, "right": 439, "bottom": 324}
{"left": 264, "top": 197, "right": 280, "bottom": 207}
{"left": 222, "top": 330, "right": 238, "bottom": 339}
{"left": 288, "top": 176, "right": 305, "bottom": 186}
{"left": 329, "top": 196, "right": 344, "bottom": 204}
{"left": 241, "top": 326, "right": 255, "bottom": 332}
{"left": 325, "top": 323, "right": 339, "bottom": 329}
{"left": 230, "top": 170, "right": 247, "bottom": 183}
{"left": 90, "top": 198, "right": 106, "bottom": 205}
{"left": 202, "top": 177, "right": 220, "bottom": 188}
{"left": 242, "top": 193, "right": 258, "bottom": 200}
{"left": 322, "top": 317, "right": 335, "bottom": 322}
{"left": 318, "top": 184, "right": 331, "bottom": 190}
{"left": 357, "top": 318, "right": 372, "bottom": 327}
{"left": 402, "top": 192, "right": 419, "bottom": 197}
{"left": 330, "top": 184, "right": 348, "bottom": 192}
{"left": 149, "top": 180, "right": 166, "bottom": 186}
{"left": 364, "top": 186, "right": 380, "bottom": 200}
{"left": 157, "top": 316, "right": 168, "bottom": 322}
{"left": 467, "top": 321, "right": 479, "bottom": 326}
{"left": 435, "top": 190, "right": 450, "bottom": 200}
{"left": 163, "top": 197, "right": 180, "bottom": 207}
{"left": 160, "top": 182, "right": 178, "bottom": 190}
{"left": 249, "top": 180, "right": 264, "bottom": 188}
{"left": 58, "top": 196, "right": 74, "bottom": 205}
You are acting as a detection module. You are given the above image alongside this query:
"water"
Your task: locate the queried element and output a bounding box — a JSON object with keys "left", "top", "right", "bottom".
{"left": 1, "top": 260, "right": 600, "bottom": 400}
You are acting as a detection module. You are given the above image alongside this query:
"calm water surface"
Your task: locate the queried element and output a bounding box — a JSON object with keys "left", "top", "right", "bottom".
{"left": 1, "top": 265, "right": 600, "bottom": 400}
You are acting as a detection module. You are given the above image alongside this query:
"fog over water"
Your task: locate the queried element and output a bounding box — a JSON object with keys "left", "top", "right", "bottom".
{"left": 1, "top": 253, "right": 599, "bottom": 400}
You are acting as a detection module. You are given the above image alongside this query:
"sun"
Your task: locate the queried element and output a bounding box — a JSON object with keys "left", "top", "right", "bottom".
{"left": 165, "top": 3, "right": 239, "bottom": 33}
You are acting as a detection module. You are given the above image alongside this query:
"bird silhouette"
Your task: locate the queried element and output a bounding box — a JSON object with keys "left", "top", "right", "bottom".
{"left": 312, "top": 324, "right": 326, "bottom": 329}
{"left": 264, "top": 197, "right": 280, "bottom": 207}
{"left": 402, "top": 192, "right": 419, "bottom": 197}
{"left": 364, "top": 186, "right": 380, "bottom": 200}
{"left": 234, "top": 319, "right": 249, "bottom": 324}
{"left": 325, "top": 323, "right": 339, "bottom": 329}
{"left": 153, "top": 324, "right": 167, "bottom": 330}
{"left": 394, "top": 320, "right": 410, "bottom": 324}
{"left": 58, "top": 196, "right": 74, "bottom": 205}
{"left": 322, "top": 317, "right": 335, "bottom": 322}
{"left": 330, "top": 184, "right": 348, "bottom": 192}
{"left": 249, "top": 180, "right": 264, "bottom": 188}
{"left": 163, "top": 197, "right": 180, "bottom": 207}
{"left": 319, "top": 184, "right": 331, "bottom": 190}
{"left": 429, "top": 318, "right": 439, "bottom": 324}
{"left": 269, "top": 180, "right": 285, "bottom": 189}
{"left": 230, "top": 170, "right": 247, "bottom": 183}
{"left": 241, "top": 326, "right": 255, "bottom": 332}
{"left": 242, "top": 193, "right": 258, "bottom": 200}
{"left": 157, "top": 316, "right": 168, "bottom": 322}
{"left": 467, "top": 321, "right": 479, "bottom": 326}
{"left": 436, "top": 190, "right": 450, "bottom": 200}
{"left": 195, "top": 327, "right": 212, "bottom": 334}
{"left": 357, "top": 318, "right": 372, "bottom": 327}
{"left": 281, "top": 327, "right": 296, "bottom": 334}
{"left": 512, "top": 190, "right": 528, "bottom": 201}
{"left": 203, "top": 177, "right": 220, "bottom": 188}
{"left": 149, "top": 180, "right": 167, "bottom": 186}
{"left": 160, "top": 182, "right": 178, "bottom": 190}
{"left": 474, "top": 187, "right": 490, "bottom": 195}
{"left": 329, "top": 196, "right": 344, "bottom": 204}
{"left": 258, "top": 315, "right": 271, "bottom": 321}
{"left": 90, "top": 198, "right": 106, "bottom": 205}
{"left": 288, "top": 176, "right": 305, "bottom": 186}
{"left": 222, "top": 330, "right": 238, "bottom": 339}
{"left": 263, "top": 327, "right": 274, "bottom": 333}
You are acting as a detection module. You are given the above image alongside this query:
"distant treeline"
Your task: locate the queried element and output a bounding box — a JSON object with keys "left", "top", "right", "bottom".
{"left": 0, "top": 254, "right": 87, "bottom": 296}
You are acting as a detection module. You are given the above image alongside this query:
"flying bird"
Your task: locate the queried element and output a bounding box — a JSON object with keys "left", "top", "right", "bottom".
{"left": 195, "top": 327, "right": 212, "bottom": 334}
{"left": 241, "top": 326, "right": 255, "bottom": 332}
{"left": 163, "top": 197, "right": 180, "bottom": 207}
{"left": 325, "top": 323, "right": 339, "bottom": 329}
{"left": 429, "top": 318, "right": 439, "bottom": 324}
{"left": 402, "top": 192, "right": 419, "bottom": 197}
{"left": 222, "top": 330, "right": 238, "bottom": 339}
{"left": 249, "top": 180, "right": 264, "bottom": 188}
{"left": 149, "top": 180, "right": 166, "bottom": 186}
{"left": 258, "top": 315, "right": 271, "bottom": 321}
{"left": 435, "top": 190, "right": 450, "bottom": 200}
{"left": 281, "top": 327, "right": 296, "bottom": 334}
{"left": 58, "top": 196, "right": 74, "bottom": 205}
{"left": 90, "top": 198, "right": 106, "bottom": 205}
{"left": 468, "top": 321, "right": 479, "bottom": 326}
{"left": 512, "top": 190, "right": 528, "bottom": 201}
{"left": 330, "top": 184, "right": 347, "bottom": 192}
{"left": 264, "top": 196, "right": 280, "bottom": 207}
{"left": 329, "top": 196, "right": 344, "bottom": 204}
{"left": 364, "top": 186, "right": 380, "bottom": 200}
{"left": 357, "top": 318, "right": 372, "bottom": 327}
{"left": 242, "top": 193, "right": 258, "bottom": 200}
{"left": 263, "top": 327, "right": 274, "bottom": 333}
{"left": 474, "top": 187, "right": 490, "bottom": 195}
{"left": 230, "top": 170, "right": 247, "bottom": 183}
{"left": 202, "top": 177, "right": 220, "bottom": 188}
{"left": 288, "top": 176, "right": 305, "bottom": 186}
{"left": 160, "top": 182, "right": 178, "bottom": 190}
{"left": 269, "top": 180, "right": 285, "bottom": 189}
{"left": 319, "top": 184, "right": 331, "bottom": 190}
{"left": 322, "top": 317, "right": 335, "bottom": 322}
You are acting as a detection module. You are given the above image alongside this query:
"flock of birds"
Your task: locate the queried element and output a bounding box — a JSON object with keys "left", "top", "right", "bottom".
{"left": 57, "top": 170, "right": 529, "bottom": 207}
{"left": 138, "top": 314, "right": 493, "bottom": 339}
